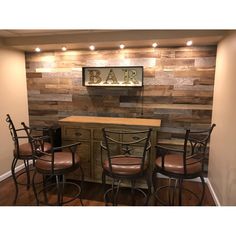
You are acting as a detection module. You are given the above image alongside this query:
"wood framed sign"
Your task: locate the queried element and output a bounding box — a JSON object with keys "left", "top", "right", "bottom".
{"left": 82, "top": 66, "right": 143, "bottom": 87}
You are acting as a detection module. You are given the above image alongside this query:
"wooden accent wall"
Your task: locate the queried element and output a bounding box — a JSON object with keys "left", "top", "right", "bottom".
{"left": 25, "top": 46, "right": 216, "bottom": 147}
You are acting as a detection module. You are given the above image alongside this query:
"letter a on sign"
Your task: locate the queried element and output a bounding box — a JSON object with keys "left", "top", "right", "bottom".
{"left": 104, "top": 69, "right": 118, "bottom": 84}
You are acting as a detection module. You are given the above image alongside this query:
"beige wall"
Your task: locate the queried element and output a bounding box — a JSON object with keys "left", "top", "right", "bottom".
{"left": 0, "top": 48, "right": 29, "bottom": 176}
{"left": 208, "top": 33, "right": 236, "bottom": 205}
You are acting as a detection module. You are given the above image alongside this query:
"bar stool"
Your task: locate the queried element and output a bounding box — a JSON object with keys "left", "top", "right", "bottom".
{"left": 30, "top": 137, "right": 84, "bottom": 206}
{"left": 5, "top": 114, "right": 52, "bottom": 204}
{"left": 101, "top": 128, "right": 152, "bottom": 206}
{"left": 152, "top": 124, "right": 215, "bottom": 206}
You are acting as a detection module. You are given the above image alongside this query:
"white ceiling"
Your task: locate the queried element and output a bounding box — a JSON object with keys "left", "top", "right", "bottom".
{"left": 0, "top": 29, "right": 232, "bottom": 52}
{"left": 0, "top": 30, "right": 108, "bottom": 37}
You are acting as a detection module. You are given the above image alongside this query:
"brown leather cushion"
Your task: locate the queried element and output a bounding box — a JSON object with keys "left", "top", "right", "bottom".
{"left": 155, "top": 154, "right": 202, "bottom": 174}
{"left": 17, "top": 143, "right": 33, "bottom": 156}
{"left": 103, "top": 156, "right": 147, "bottom": 175}
{"left": 35, "top": 152, "right": 80, "bottom": 173}
{"left": 40, "top": 142, "right": 52, "bottom": 152}
{"left": 14, "top": 142, "right": 52, "bottom": 157}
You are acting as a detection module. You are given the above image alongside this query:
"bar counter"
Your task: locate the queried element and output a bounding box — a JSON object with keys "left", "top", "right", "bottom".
{"left": 59, "top": 115, "right": 161, "bottom": 127}
{"left": 59, "top": 116, "right": 161, "bottom": 184}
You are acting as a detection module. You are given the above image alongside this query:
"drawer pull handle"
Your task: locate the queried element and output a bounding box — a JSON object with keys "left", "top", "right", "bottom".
{"left": 75, "top": 132, "right": 82, "bottom": 136}
{"left": 132, "top": 136, "right": 140, "bottom": 140}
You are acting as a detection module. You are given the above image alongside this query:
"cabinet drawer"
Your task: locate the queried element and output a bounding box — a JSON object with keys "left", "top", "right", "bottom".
{"left": 63, "top": 127, "right": 91, "bottom": 140}
{"left": 121, "top": 131, "right": 148, "bottom": 144}
{"left": 93, "top": 128, "right": 120, "bottom": 141}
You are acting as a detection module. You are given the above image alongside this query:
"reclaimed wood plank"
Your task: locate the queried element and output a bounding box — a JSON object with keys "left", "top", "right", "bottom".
{"left": 175, "top": 49, "right": 216, "bottom": 58}
{"left": 26, "top": 72, "right": 42, "bottom": 78}
{"left": 28, "top": 94, "right": 72, "bottom": 102}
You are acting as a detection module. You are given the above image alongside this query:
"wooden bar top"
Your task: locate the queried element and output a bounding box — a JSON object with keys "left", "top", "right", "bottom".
{"left": 59, "top": 116, "right": 161, "bottom": 128}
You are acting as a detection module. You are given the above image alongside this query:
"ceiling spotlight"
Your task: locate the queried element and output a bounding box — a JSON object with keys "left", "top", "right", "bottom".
{"left": 152, "top": 42, "right": 158, "bottom": 48}
{"left": 61, "top": 46, "right": 67, "bottom": 51}
{"left": 186, "top": 40, "right": 193, "bottom": 46}
{"left": 119, "top": 44, "right": 125, "bottom": 49}
{"left": 89, "top": 45, "right": 95, "bottom": 51}
{"left": 35, "top": 47, "right": 41, "bottom": 52}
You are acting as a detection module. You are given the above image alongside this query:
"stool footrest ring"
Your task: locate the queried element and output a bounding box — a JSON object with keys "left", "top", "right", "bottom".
{"left": 36, "top": 181, "right": 82, "bottom": 206}
{"left": 154, "top": 184, "right": 201, "bottom": 206}
{"left": 104, "top": 185, "right": 148, "bottom": 206}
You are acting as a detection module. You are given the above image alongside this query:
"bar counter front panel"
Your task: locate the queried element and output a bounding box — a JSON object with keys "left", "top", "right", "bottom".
{"left": 59, "top": 116, "right": 161, "bottom": 184}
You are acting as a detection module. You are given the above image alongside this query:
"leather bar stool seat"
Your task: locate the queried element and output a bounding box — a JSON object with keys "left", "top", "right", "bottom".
{"left": 14, "top": 142, "right": 51, "bottom": 157}
{"left": 35, "top": 152, "right": 81, "bottom": 174}
{"left": 103, "top": 156, "right": 148, "bottom": 175}
{"left": 155, "top": 154, "right": 202, "bottom": 175}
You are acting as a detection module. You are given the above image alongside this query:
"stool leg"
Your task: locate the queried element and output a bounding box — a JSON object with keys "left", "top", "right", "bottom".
{"left": 56, "top": 175, "right": 61, "bottom": 206}
{"left": 168, "top": 178, "right": 172, "bottom": 205}
{"left": 79, "top": 197, "right": 84, "bottom": 206}
{"left": 168, "top": 178, "right": 177, "bottom": 205}
{"left": 111, "top": 179, "right": 116, "bottom": 206}
{"left": 145, "top": 172, "right": 152, "bottom": 206}
{"left": 152, "top": 168, "right": 157, "bottom": 191}
{"left": 56, "top": 175, "right": 65, "bottom": 206}
{"left": 152, "top": 169, "right": 158, "bottom": 206}
{"left": 171, "top": 178, "right": 178, "bottom": 205}
{"left": 79, "top": 165, "right": 84, "bottom": 206}
{"left": 42, "top": 175, "right": 48, "bottom": 205}
{"left": 199, "top": 175, "right": 206, "bottom": 206}
{"left": 11, "top": 157, "right": 18, "bottom": 205}
{"left": 102, "top": 172, "right": 109, "bottom": 206}
{"left": 62, "top": 175, "right": 66, "bottom": 205}
{"left": 32, "top": 170, "right": 39, "bottom": 206}
{"left": 102, "top": 171, "right": 106, "bottom": 192}
{"left": 178, "top": 178, "right": 183, "bottom": 206}
{"left": 131, "top": 179, "right": 136, "bottom": 206}
{"left": 114, "top": 180, "right": 121, "bottom": 206}
{"left": 24, "top": 160, "right": 31, "bottom": 190}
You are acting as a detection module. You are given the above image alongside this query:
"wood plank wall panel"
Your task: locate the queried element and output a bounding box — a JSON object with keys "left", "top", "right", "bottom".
{"left": 25, "top": 46, "right": 216, "bottom": 148}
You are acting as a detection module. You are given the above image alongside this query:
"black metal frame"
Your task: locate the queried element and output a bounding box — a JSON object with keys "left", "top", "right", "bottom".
{"left": 82, "top": 66, "right": 144, "bottom": 87}
{"left": 31, "top": 141, "right": 84, "bottom": 206}
{"left": 5, "top": 114, "right": 51, "bottom": 204}
{"left": 101, "top": 128, "right": 152, "bottom": 206}
{"left": 152, "top": 124, "right": 216, "bottom": 206}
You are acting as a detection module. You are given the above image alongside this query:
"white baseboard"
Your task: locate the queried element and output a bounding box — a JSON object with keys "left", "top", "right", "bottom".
{"left": 0, "top": 163, "right": 25, "bottom": 182}
{"left": 206, "top": 178, "right": 221, "bottom": 206}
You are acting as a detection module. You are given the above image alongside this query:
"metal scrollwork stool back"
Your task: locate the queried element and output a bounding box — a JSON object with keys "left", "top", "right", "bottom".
{"left": 101, "top": 128, "right": 152, "bottom": 206}
{"left": 28, "top": 130, "right": 84, "bottom": 206}
{"left": 6, "top": 114, "right": 52, "bottom": 205}
{"left": 152, "top": 124, "right": 216, "bottom": 206}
